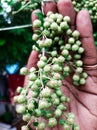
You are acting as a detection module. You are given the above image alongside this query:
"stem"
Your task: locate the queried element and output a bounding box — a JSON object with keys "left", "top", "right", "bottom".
{"left": 12, "top": 1, "right": 31, "bottom": 14}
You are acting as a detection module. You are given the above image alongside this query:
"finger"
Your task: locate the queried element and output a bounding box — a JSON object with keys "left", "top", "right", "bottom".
{"left": 57, "top": 0, "right": 76, "bottom": 30}
{"left": 43, "top": 0, "right": 57, "bottom": 15}
{"left": 26, "top": 50, "right": 39, "bottom": 69}
{"left": 76, "top": 10, "right": 97, "bottom": 65}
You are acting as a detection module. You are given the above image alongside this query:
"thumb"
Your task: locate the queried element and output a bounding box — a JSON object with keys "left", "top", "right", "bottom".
{"left": 76, "top": 10, "right": 97, "bottom": 65}
{"left": 27, "top": 50, "right": 39, "bottom": 69}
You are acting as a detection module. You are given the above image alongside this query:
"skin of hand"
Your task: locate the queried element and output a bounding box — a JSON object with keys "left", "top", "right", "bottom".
{"left": 24, "top": 0, "right": 97, "bottom": 130}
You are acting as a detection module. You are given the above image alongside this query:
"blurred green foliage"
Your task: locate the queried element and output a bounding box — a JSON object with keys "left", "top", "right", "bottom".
{"left": 0, "top": 1, "right": 33, "bottom": 73}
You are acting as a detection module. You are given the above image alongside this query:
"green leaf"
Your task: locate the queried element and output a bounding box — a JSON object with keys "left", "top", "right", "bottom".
{"left": 0, "top": 39, "right": 6, "bottom": 46}
{"left": 72, "top": 124, "right": 75, "bottom": 130}
{"left": 35, "top": 12, "right": 44, "bottom": 25}
{"left": 33, "top": 122, "right": 39, "bottom": 126}
{"left": 59, "top": 119, "right": 65, "bottom": 125}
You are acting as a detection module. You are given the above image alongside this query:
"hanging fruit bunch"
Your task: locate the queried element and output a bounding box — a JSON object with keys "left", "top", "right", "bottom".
{"left": 13, "top": 7, "right": 88, "bottom": 129}
{"left": 72, "top": 0, "right": 97, "bottom": 23}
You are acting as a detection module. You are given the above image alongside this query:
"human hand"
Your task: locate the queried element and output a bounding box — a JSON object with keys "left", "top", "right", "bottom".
{"left": 25, "top": 0, "right": 97, "bottom": 130}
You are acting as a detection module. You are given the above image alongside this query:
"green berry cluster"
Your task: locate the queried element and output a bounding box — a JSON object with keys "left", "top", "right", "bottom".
{"left": 14, "top": 12, "right": 88, "bottom": 130}
{"left": 72, "top": 0, "right": 97, "bottom": 23}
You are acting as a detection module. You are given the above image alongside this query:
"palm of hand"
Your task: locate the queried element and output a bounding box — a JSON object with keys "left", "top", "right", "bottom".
{"left": 62, "top": 72, "right": 97, "bottom": 130}
{"left": 25, "top": 0, "right": 97, "bottom": 130}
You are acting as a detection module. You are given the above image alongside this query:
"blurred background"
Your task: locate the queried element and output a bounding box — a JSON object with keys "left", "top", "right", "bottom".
{"left": 0, "top": 0, "right": 97, "bottom": 129}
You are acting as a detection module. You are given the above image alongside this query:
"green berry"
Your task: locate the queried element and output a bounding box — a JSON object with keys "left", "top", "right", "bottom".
{"left": 32, "top": 34, "right": 39, "bottom": 41}
{"left": 76, "top": 60, "right": 83, "bottom": 67}
{"left": 76, "top": 67, "right": 83, "bottom": 73}
{"left": 63, "top": 16, "right": 70, "bottom": 23}
{"left": 38, "top": 122, "right": 46, "bottom": 130}
{"left": 29, "top": 73, "right": 37, "bottom": 81}
{"left": 20, "top": 67, "right": 28, "bottom": 75}
{"left": 73, "top": 74, "right": 80, "bottom": 81}
{"left": 78, "top": 47, "right": 84, "bottom": 54}
{"left": 72, "top": 44, "right": 79, "bottom": 51}
{"left": 54, "top": 109, "right": 62, "bottom": 117}
{"left": 56, "top": 89, "right": 63, "bottom": 96}
{"left": 33, "top": 19, "right": 41, "bottom": 28}
{"left": 68, "top": 37, "right": 75, "bottom": 44}
{"left": 60, "top": 21, "right": 69, "bottom": 30}
{"left": 61, "top": 49, "right": 69, "bottom": 57}
{"left": 82, "top": 72, "right": 88, "bottom": 78}
{"left": 51, "top": 50, "right": 57, "bottom": 57}
{"left": 72, "top": 30, "right": 80, "bottom": 38}
{"left": 37, "top": 60, "right": 46, "bottom": 68}
{"left": 40, "top": 87, "right": 51, "bottom": 98}
{"left": 44, "top": 38, "right": 52, "bottom": 47}
{"left": 50, "top": 22, "right": 58, "bottom": 31}
{"left": 23, "top": 113, "right": 31, "bottom": 122}
{"left": 79, "top": 78, "right": 86, "bottom": 85}
{"left": 16, "top": 104, "right": 26, "bottom": 114}
{"left": 21, "top": 125, "right": 29, "bottom": 130}
{"left": 48, "top": 118, "right": 57, "bottom": 127}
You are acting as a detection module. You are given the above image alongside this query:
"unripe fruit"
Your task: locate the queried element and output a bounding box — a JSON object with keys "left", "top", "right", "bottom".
{"left": 61, "top": 49, "right": 69, "bottom": 57}
{"left": 48, "top": 118, "right": 57, "bottom": 127}
{"left": 54, "top": 109, "right": 62, "bottom": 117}
{"left": 56, "top": 89, "right": 63, "bottom": 96}
{"left": 37, "top": 60, "right": 46, "bottom": 68}
{"left": 44, "top": 38, "right": 52, "bottom": 47}
{"left": 50, "top": 22, "right": 58, "bottom": 31}
{"left": 44, "top": 65, "right": 51, "bottom": 73}
{"left": 29, "top": 73, "right": 37, "bottom": 81}
{"left": 16, "top": 104, "right": 26, "bottom": 114}
{"left": 35, "top": 79, "right": 41, "bottom": 87}
{"left": 76, "top": 67, "right": 83, "bottom": 73}
{"left": 57, "top": 103, "right": 66, "bottom": 110}
{"left": 53, "top": 98, "right": 60, "bottom": 105}
{"left": 79, "top": 78, "right": 86, "bottom": 85}
{"left": 74, "top": 54, "right": 81, "bottom": 59}
{"left": 29, "top": 67, "right": 36, "bottom": 73}
{"left": 63, "top": 16, "right": 70, "bottom": 23}
{"left": 21, "top": 125, "right": 29, "bottom": 130}
{"left": 72, "top": 44, "right": 79, "bottom": 51}
{"left": 33, "top": 19, "right": 41, "bottom": 28}
{"left": 63, "top": 66, "right": 71, "bottom": 73}
{"left": 76, "top": 60, "right": 83, "bottom": 67}
{"left": 82, "top": 72, "right": 88, "bottom": 78}
{"left": 20, "top": 67, "right": 28, "bottom": 75}
{"left": 63, "top": 123, "right": 70, "bottom": 130}
{"left": 72, "top": 30, "right": 80, "bottom": 38}
{"left": 17, "top": 95, "right": 26, "bottom": 103}
{"left": 16, "top": 86, "right": 23, "bottom": 93}
{"left": 66, "top": 29, "right": 72, "bottom": 35}
{"left": 39, "top": 100, "right": 49, "bottom": 109}
{"left": 27, "top": 103, "right": 34, "bottom": 111}
{"left": 67, "top": 117, "right": 74, "bottom": 125}
{"left": 51, "top": 50, "right": 57, "bottom": 57}
{"left": 53, "top": 73, "right": 61, "bottom": 80}
{"left": 34, "top": 109, "right": 42, "bottom": 117}
{"left": 32, "top": 34, "right": 39, "bottom": 41}
{"left": 38, "top": 122, "right": 46, "bottom": 130}
{"left": 43, "top": 21, "right": 50, "bottom": 28}
{"left": 78, "top": 47, "right": 84, "bottom": 54}
{"left": 58, "top": 55, "right": 65, "bottom": 63}
{"left": 68, "top": 37, "right": 75, "bottom": 44}
{"left": 23, "top": 113, "right": 31, "bottom": 122}
{"left": 60, "top": 21, "right": 69, "bottom": 30}
{"left": 40, "top": 56, "right": 47, "bottom": 62}
{"left": 73, "top": 74, "right": 80, "bottom": 81}
{"left": 40, "top": 87, "right": 51, "bottom": 98}
{"left": 52, "top": 64, "right": 61, "bottom": 72}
